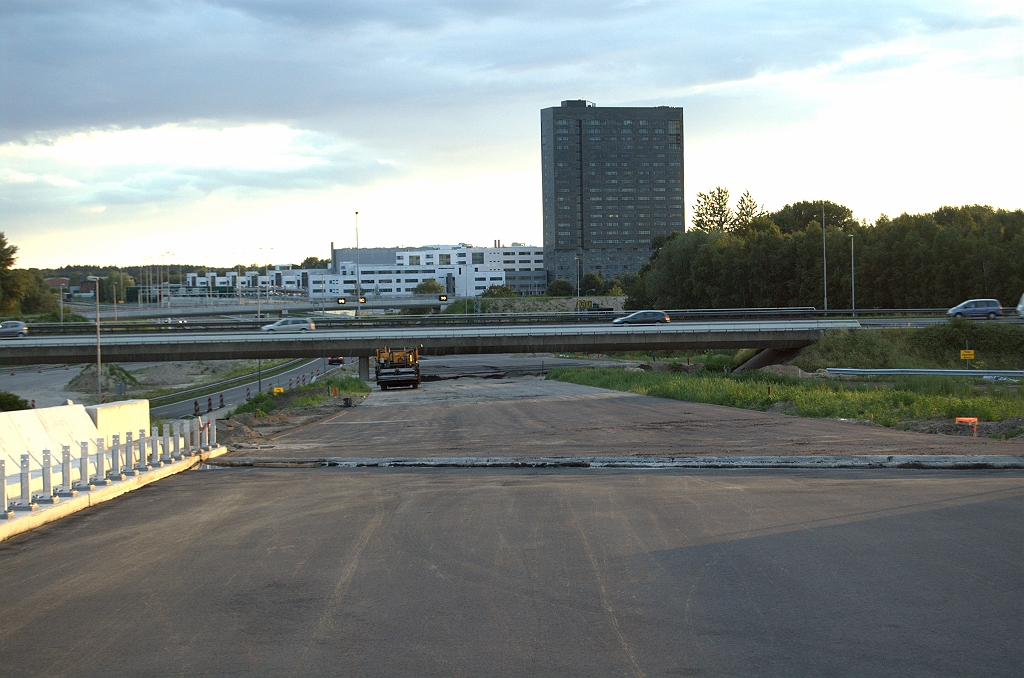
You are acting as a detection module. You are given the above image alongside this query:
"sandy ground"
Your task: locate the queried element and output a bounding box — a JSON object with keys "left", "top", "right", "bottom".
{"left": 227, "top": 376, "right": 1023, "bottom": 459}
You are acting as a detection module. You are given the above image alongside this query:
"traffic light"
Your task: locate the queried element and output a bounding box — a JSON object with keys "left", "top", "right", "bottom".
{"left": 358, "top": 296, "right": 366, "bottom": 304}
{"left": 336, "top": 298, "right": 346, "bottom": 305}
{"left": 438, "top": 294, "right": 448, "bottom": 301}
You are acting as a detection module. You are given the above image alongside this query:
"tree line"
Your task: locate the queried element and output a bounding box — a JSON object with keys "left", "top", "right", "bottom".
{"left": 624, "top": 194, "right": 1024, "bottom": 310}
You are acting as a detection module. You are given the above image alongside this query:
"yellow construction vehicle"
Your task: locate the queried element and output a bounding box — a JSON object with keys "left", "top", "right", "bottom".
{"left": 374, "top": 346, "right": 421, "bottom": 390}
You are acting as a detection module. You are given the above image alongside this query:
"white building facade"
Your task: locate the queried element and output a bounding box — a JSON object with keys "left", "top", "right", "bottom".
{"left": 308, "top": 244, "right": 546, "bottom": 300}
{"left": 184, "top": 244, "right": 547, "bottom": 300}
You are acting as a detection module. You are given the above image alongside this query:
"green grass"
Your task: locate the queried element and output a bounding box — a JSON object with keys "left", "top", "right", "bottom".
{"left": 795, "top": 320, "right": 1024, "bottom": 371}
{"left": 230, "top": 392, "right": 277, "bottom": 417}
{"left": 547, "top": 367, "right": 1024, "bottom": 427}
{"left": 286, "top": 375, "right": 370, "bottom": 408}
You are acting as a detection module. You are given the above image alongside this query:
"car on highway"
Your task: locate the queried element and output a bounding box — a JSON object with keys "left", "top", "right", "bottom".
{"left": 612, "top": 310, "right": 671, "bottom": 325}
{"left": 327, "top": 357, "right": 345, "bottom": 365}
{"left": 261, "top": 318, "right": 316, "bottom": 332}
{"left": 946, "top": 299, "right": 1003, "bottom": 319}
{"left": 0, "top": 320, "right": 28, "bottom": 338}
{"left": 1017, "top": 293, "right": 1024, "bottom": 317}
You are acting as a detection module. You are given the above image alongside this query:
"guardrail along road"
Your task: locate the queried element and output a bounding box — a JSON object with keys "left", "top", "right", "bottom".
{"left": 0, "top": 320, "right": 861, "bottom": 365}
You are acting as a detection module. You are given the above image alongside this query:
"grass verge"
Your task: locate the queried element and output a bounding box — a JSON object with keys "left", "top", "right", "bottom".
{"left": 229, "top": 374, "right": 370, "bottom": 417}
{"left": 547, "top": 367, "right": 1024, "bottom": 428}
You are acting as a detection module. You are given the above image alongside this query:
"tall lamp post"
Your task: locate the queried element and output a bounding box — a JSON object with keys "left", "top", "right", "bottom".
{"left": 87, "top": 276, "right": 102, "bottom": 403}
{"left": 574, "top": 256, "right": 581, "bottom": 314}
{"left": 821, "top": 202, "right": 828, "bottom": 313}
{"left": 849, "top": 234, "right": 855, "bottom": 315}
{"left": 819, "top": 202, "right": 827, "bottom": 315}
{"left": 355, "top": 211, "right": 361, "bottom": 318}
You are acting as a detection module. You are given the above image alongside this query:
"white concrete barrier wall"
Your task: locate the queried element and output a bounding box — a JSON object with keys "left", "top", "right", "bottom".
{"left": 3, "top": 432, "right": 191, "bottom": 502}
{"left": 1, "top": 402, "right": 172, "bottom": 506}
{"left": 85, "top": 400, "right": 150, "bottom": 448}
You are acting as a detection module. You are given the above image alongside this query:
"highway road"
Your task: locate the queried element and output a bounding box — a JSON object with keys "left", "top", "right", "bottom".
{"left": 0, "top": 319, "right": 860, "bottom": 365}
{"left": 0, "top": 467, "right": 1019, "bottom": 676}
{"left": 149, "top": 359, "right": 333, "bottom": 419}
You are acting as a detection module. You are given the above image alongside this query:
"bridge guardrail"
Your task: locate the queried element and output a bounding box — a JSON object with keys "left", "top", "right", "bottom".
{"left": 22, "top": 307, "right": 985, "bottom": 336}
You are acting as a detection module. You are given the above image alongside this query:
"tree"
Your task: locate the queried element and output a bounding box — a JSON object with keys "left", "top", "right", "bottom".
{"left": 482, "top": 284, "right": 518, "bottom": 298}
{"left": 413, "top": 279, "right": 445, "bottom": 295}
{"left": 769, "top": 200, "right": 855, "bottom": 234}
{"left": 732, "top": 190, "right": 765, "bottom": 228}
{"left": 691, "top": 187, "right": 733, "bottom": 232}
{"left": 0, "top": 391, "right": 31, "bottom": 412}
{"left": 299, "top": 256, "right": 331, "bottom": 270}
{"left": 100, "top": 272, "right": 135, "bottom": 303}
{"left": 579, "top": 272, "right": 606, "bottom": 295}
{"left": 0, "top": 232, "right": 18, "bottom": 313}
{"left": 545, "top": 279, "right": 575, "bottom": 297}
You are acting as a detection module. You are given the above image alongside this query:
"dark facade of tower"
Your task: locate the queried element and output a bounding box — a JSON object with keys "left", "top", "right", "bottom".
{"left": 541, "top": 100, "right": 683, "bottom": 284}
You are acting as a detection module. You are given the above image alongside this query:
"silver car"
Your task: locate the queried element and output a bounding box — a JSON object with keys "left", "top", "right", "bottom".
{"left": 260, "top": 318, "right": 316, "bottom": 332}
{"left": 0, "top": 320, "right": 28, "bottom": 338}
{"left": 1017, "top": 293, "right": 1024, "bottom": 317}
{"left": 947, "top": 299, "right": 1002, "bottom": 320}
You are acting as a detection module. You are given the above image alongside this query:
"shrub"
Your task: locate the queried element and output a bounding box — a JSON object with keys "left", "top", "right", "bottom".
{"left": 0, "top": 391, "right": 31, "bottom": 411}
{"left": 231, "top": 391, "right": 276, "bottom": 417}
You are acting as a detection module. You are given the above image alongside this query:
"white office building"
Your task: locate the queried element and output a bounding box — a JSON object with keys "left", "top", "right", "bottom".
{"left": 308, "top": 244, "right": 546, "bottom": 300}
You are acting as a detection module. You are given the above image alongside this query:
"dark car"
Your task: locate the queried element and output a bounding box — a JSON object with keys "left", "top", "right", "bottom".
{"left": 612, "top": 310, "right": 671, "bottom": 325}
{"left": 327, "top": 357, "right": 345, "bottom": 365}
{"left": 947, "top": 299, "right": 1002, "bottom": 319}
{"left": 0, "top": 320, "right": 28, "bottom": 338}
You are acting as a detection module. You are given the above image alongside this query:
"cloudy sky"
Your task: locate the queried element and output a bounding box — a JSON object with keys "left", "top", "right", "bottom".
{"left": 1, "top": 1, "right": 1021, "bottom": 268}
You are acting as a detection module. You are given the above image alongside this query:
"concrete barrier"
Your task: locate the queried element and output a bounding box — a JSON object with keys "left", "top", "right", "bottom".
{"left": 0, "top": 404, "right": 102, "bottom": 462}
{"left": 85, "top": 400, "right": 149, "bottom": 448}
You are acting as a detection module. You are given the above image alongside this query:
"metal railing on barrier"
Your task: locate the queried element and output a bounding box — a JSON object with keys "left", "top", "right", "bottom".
{"left": 2, "top": 415, "right": 216, "bottom": 518}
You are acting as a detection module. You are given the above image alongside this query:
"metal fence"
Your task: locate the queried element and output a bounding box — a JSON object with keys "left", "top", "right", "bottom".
{"left": 2, "top": 416, "right": 217, "bottom": 517}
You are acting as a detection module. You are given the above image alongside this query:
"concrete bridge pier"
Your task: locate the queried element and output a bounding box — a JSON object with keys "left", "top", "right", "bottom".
{"left": 358, "top": 356, "right": 370, "bottom": 382}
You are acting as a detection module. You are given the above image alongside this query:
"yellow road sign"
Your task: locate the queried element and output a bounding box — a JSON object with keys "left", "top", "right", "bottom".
{"left": 960, "top": 350, "right": 975, "bottom": 360}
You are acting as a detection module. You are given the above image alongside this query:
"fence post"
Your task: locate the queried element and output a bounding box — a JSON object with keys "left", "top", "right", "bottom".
{"left": 181, "top": 421, "right": 191, "bottom": 456}
{"left": 150, "top": 426, "right": 162, "bottom": 468}
{"left": 162, "top": 424, "right": 172, "bottom": 463}
{"left": 73, "top": 442, "right": 94, "bottom": 492}
{"left": 172, "top": 423, "right": 182, "bottom": 459}
{"left": 57, "top": 445, "right": 77, "bottom": 497}
{"left": 123, "top": 432, "right": 139, "bottom": 476}
{"left": 109, "top": 434, "right": 125, "bottom": 481}
{"left": 14, "top": 454, "right": 39, "bottom": 510}
{"left": 134, "top": 430, "right": 148, "bottom": 472}
{"left": 93, "top": 439, "right": 111, "bottom": 486}
{"left": 1, "top": 459, "right": 13, "bottom": 518}
{"left": 194, "top": 417, "right": 202, "bottom": 453}
{"left": 37, "top": 449, "right": 58, "bottom": 504}
{"left": 209, "top": 416, "right": 217, "bottom": 448}
{"left": 200, "top": 420, "right": 208, "bottom": 451}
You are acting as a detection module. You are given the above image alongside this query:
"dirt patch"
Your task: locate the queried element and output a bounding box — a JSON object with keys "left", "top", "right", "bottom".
{"left": 896, "top": 417, "right": 1024, "bottom": 440}
{"left": 219, "top": 393, "right": 367, "bottom": 450}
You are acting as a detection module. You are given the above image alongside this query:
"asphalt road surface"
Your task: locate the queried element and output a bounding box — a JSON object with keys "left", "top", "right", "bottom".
{"left": 150, "top": 359, "right": 331, "bottom": 418}
{"left": 1, "top": 468, "right": 1020, "bottom": 677}
{"left": 247, "top": 376, "right": 1024, "bottom": 458}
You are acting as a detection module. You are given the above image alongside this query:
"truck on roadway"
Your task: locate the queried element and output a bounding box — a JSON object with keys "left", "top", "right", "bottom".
{"left": 375, "top": 346, "right": 421, "bottom": 390}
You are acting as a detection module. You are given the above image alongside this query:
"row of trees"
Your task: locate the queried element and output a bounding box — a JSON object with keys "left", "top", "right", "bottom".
{"left": 624, "top": 198, "right": 1024, "bottom": 310}
{"left": 0, "top": 233, "right": 58, "bottom": 316}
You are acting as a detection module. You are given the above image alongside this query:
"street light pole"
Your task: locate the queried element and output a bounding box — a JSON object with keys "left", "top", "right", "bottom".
{"left": 821, "top": 202, "right": 828, "bottom": 313}
{"left": 87, "top": 276, "right": 102, "bottom": 403}
{"left": 575, "top": 256, "right": 581, "bottom": 313}
{"left": 849, "top": 234, "right": 855, "bottom": 315}
{"left": 355, "top": 211, "right": 361, "bottom": 318}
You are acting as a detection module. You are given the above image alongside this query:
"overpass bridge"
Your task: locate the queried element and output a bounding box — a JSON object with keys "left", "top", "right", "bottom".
{"left": 0, "top": 320, "right": 861, "bottom": 366}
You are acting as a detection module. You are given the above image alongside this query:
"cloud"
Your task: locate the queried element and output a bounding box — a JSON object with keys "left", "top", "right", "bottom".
{"left": 0, "top": 123, "right": 399, "bottom": 217}
{"left": 2, "top": 0, "right": 1018, "bottom": 141}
